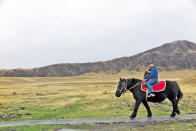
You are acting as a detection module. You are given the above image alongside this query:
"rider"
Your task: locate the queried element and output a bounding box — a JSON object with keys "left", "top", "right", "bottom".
{"left": 144, "top": 62, "right": 158, "bottom": 97}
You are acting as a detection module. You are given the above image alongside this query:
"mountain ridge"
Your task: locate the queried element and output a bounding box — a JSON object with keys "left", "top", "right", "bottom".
{"left": 1, "top": 40, "right": 196, "bottom": 77}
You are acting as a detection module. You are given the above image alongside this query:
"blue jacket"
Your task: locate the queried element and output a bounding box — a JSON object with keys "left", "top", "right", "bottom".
{"left": 146, "top": 66, "right": 158, "bottom": 81}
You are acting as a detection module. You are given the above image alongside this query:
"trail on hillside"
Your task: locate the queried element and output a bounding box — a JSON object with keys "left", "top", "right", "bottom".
{"left": 0, "top": 114, "right": 196, "bottom": 127}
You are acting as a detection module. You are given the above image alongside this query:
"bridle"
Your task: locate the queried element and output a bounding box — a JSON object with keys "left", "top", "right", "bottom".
{"left": 116, "top": 79, "right": 141, "bottom": 95}
{"left": 116, "top": 79, "right": 128, "bottom": 94}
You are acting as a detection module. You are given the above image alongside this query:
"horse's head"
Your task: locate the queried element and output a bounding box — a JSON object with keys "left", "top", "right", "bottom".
{"left": 115, "top": 78, "right": 127, "bottom": 97}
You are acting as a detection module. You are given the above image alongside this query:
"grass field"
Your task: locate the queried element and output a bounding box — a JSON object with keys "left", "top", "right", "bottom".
{"left": 0, "top": 70, "right": 196, "bottom": 122}
{"left": 0, "top": 119, "right": 196, "bottom": 131}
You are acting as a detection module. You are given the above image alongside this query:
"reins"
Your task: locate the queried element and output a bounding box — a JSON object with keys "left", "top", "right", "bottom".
{"left": 128, "top": 81, "right": 141, "bottom": 91}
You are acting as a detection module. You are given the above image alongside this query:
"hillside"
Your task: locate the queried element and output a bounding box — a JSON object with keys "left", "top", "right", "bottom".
{"left": 0, "top": 40, "right": 196, "bottom": 77}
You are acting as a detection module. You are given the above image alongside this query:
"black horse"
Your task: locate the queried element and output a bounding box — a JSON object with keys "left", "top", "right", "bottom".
{"left": 115, "top": 78, "right": 183, "bottom": 119}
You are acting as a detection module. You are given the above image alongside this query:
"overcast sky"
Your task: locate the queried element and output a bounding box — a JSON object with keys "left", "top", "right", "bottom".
{"left": 0, "top": 0, "right": 196, "bottom": 69}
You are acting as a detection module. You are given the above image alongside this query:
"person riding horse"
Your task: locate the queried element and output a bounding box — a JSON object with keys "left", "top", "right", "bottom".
{"left": 143, "top": 62, "right": 158, "bottom": 97}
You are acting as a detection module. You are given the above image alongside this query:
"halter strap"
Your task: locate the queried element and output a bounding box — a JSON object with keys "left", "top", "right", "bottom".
{"left": 118, "top": 79, "right": 141, "bottom": 94}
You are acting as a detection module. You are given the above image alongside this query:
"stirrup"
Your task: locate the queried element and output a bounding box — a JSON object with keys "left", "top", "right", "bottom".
{"left": 148, "top": 93, "right": 155, "bottom": 98}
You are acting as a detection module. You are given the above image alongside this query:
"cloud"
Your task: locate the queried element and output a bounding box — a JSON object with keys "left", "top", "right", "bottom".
{"left": 0, "top": 0, "right": 196, "bottom": 69}
{"left": 190, "top": 0, "right": 196, "bottom": 7}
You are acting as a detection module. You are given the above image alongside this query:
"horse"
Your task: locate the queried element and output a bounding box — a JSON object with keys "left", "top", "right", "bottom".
{"left": 115, "top": 78, "right": 183, "bottom": 119}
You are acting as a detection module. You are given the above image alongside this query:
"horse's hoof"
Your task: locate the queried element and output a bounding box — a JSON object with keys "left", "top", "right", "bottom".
{"left": 147, "top": 114, "right": 152, "bottom": 118}
{"left": 130, "top": 117, "right": 135, "bottom": 120}
{"left": 170, "top": 114, "right": 176, "bottom": 118}
{"left": 130, "top": 115, "right": 136, "bottom": 120}
{"left": 176, "top": 110, "right": 180, "bottom": 115}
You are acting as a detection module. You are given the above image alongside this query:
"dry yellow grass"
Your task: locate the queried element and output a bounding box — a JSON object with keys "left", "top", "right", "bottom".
{"left": 0, "top": 69, "right": 195, "bottom": 121}
{"left": 0, "top": 69, "right": 196, "bottom": 106}
{"left": 183, "top": 74, "right": 196, "bottom": 84}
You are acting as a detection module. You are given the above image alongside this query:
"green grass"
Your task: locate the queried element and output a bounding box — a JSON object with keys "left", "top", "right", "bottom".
{"left": 0, "top": 124, "right": 83, "bottom": 131}
{"left": 131, "top": 120, "right": 196, "bottom": 131}
{"left": 0, "top": 94, "right": 195, "bottom": 122}
{"left": 0, "top": 70, "right": 196, "bottom": 122}
{"left": 0, "top": 119, "right": 195, "bottom": 131}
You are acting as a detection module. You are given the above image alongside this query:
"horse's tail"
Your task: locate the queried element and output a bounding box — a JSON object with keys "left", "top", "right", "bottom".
{"left": 177, "top": 85, "right": 183, "bottom": 103}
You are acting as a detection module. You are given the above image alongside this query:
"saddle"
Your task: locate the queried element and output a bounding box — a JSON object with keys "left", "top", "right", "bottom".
{"left": 151, "top": 81, "right": 160, "bottom": 85}
{"left": 141, "top": 81, "right": 166, "bottom": 92}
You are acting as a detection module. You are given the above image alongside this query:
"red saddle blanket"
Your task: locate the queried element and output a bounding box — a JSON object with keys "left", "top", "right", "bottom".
{"left": 141, "top": 81, "right": 166, "bottom": 92}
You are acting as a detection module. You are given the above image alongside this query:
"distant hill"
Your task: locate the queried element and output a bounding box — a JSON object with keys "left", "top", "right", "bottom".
{"left": 0, "top": 40, "right": 196, "bottom": 77}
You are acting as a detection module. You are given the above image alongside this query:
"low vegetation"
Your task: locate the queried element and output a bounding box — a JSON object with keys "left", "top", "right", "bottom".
{"left": 0, "top": 119, "right": 195, "bottom": 131}
{"left": 0, "top": 70, "right": 196, "bottom": 122}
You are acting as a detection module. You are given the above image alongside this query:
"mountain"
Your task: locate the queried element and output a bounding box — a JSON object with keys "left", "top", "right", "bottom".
{"left": 0, "top": 40, "right": 196, "bottom": 77}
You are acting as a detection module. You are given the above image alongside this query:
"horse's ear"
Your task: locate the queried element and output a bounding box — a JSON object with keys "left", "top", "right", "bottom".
{"left": 132, "top": 78, "right": 135, "bottom": 82}
{"left": 120, "top": 78, "right": 122, "bottom": 81}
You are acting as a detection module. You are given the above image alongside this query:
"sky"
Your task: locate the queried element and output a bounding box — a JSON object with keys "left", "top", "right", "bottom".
{"left": 0, "top": 0, "right": 196, "bottom": 69}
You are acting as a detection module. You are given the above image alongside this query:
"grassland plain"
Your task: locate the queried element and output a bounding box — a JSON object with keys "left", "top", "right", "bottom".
{"left": 0, "top": 70, "right": 196, "bottom": 123}
{"left": 0, "top": 119, "right": 196, "bottom": 131}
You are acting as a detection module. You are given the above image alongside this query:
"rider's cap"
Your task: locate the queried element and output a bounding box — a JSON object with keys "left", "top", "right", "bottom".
{"left": 147, "top": 61, "right": 153, "bottom": 65}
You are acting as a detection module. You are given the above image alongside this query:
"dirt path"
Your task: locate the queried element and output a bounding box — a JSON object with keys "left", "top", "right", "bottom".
{"left": 0, "top": 114, "right": 196, "bottom": 127}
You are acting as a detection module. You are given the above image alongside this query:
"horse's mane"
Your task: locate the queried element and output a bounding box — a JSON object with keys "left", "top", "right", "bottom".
{"left": 127, "top": 78, "right": 142, "bottom": 83}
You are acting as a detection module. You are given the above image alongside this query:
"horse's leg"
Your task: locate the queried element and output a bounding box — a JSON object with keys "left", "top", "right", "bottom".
{"left": 171, "top": 99, "right": 179, "bottom": 117}
{"left": 166, "top": 81, "right": 182, "bottom": 117}
{"left": 143, "top": 101, "right": 152, "bottom": 118}
{"left": 130, "top": 100, "right": 141, "bottom": 119}
{"left": 168, "top": 97, "right": 178, "bottom": 118}
{"left": 176, "top": 106, "right": 180, "bottom": 115}
{"left": 175, "top": 99, "right": 180, "bottom": 115}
